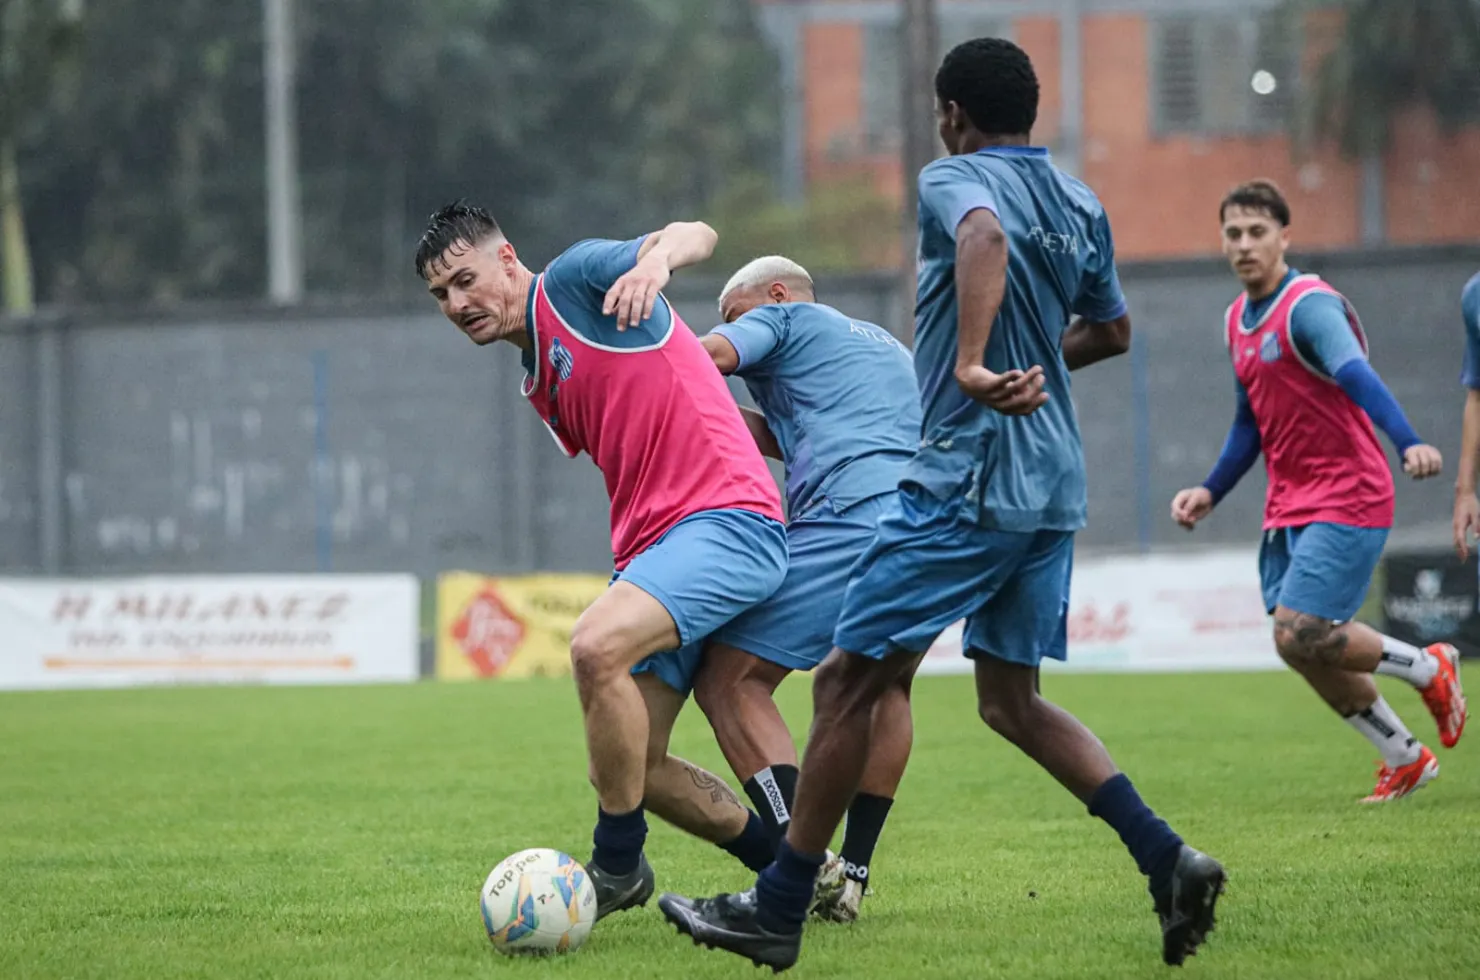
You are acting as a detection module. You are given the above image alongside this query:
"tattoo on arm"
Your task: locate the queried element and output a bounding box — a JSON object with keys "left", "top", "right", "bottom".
{"left": 682, "top": 762, "right": 742, "bottom": 807}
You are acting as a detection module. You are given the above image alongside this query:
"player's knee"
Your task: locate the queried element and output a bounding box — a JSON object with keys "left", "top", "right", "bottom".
{"left": 569, "top": 623, "right": 627, "bottom": 691}
{"left": 813, "top": 652, "right": 886, "bottom": 720}
{"left": 977, "top": 691, "right": 1033, "bottom": 744}
{"left": 1273, "top": 611, "right": 1335, "bottom": 666}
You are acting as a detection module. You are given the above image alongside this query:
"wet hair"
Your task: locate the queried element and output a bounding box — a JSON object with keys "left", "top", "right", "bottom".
{"left": 414, "top": 201, "right": 502, "bottom": 279}
{"left": 935, "top": 37, "right": 1039, "bottom": 137}
{"left": 1219, "top": 179, "right": 1291, "bottom": 226}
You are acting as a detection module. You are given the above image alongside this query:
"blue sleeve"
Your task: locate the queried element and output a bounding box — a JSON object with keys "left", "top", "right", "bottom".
{"left": 1462, "top": 274, "right": 1480, "bottom": 389}
{"left": 1202, "top": 379, "right": 1261, "bottom": 505}
{"left": 550, "top": 236, "right": 648, "bottom": 293}
{"left": 918, "top": 158, "right": 997, "bottom": 241}
{"left": 543, "top": 236, "right": 671, "bottom": 348}
{"left": 1072, "top": 210, "right": 1128, "bottom": 322}
{"left": 1288, "top": 293, "right": 1365, "bottom": 376}
{"left": 711, "top": 306, "right": 788, "bottom": 372}
{"left": 1333, "top": 360, "right": 1423, "bottom": 453}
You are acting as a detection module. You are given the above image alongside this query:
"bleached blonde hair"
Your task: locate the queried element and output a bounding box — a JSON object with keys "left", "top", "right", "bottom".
{"left": 717, "top": 255, "right": 815, "bottom": 312}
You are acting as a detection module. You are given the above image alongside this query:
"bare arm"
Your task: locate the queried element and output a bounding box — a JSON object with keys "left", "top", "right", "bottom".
{"left": 952, "top": 209, "right": 1047, "bottom": 413}
{"left": 1062, "top": 313, "right": 1132, "bottom": 371}
{"left": 700, "top": 333, "right": 740, "bottom": 375}
{"left": 634, "top": 221, "right": 719, "bottom": 272}
{"left": 739, "top": 407, "right": 783, "bottom": 461}
{"left": 1460, "top": 389, "right": 1480, "bottom": 500}
{"left": 953, "top": 210, "right": 1008, "bottom": 380}
{"left": 606, "top": 221, "right": 718, "bottom": 328}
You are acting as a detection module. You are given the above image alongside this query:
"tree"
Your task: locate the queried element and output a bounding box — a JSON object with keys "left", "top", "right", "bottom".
{"left": 0, "top": 0, "right": 83, "bottom": 313}
{"left": 1295, "top": 0, "right": 1480, "bottom": 158}
{"left": 16, "top": 0, "right": 782, "bottom": 306}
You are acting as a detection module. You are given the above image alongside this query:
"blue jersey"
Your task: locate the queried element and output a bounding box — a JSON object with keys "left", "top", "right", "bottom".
{"left": 1463, "top": 271, "right": 1480, "bottom": 390}
{"left": 713, "top": 302, "right": 920, "bottom": 519}
{"left": 520, "top": 236, "right": 668, "bottom": 374}
{"left": 909, "top": 147, "right": 1127, "bottom": 532}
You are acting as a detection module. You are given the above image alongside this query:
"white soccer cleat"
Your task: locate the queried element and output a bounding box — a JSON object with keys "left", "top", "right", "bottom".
{"left": 809, "top": 850, "right": 845, "bottom": 915}
{"left": 813, "top": 877, "right": 867, "bottom": 923}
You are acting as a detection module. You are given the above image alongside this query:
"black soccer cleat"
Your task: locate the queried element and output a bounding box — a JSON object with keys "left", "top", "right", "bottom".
{"left": 659, "top": 890, "right": 803, "bottom": 973}
{"left": 1152, "top": 845, "right": 1226, "bottom": 966}
{"left": 588, "top": 851, "right": 655, "bottom": 921}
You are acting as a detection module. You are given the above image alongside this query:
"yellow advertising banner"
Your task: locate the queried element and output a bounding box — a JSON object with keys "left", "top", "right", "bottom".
{"left": 435, "top": 572, "right": 609, "bottom": 680}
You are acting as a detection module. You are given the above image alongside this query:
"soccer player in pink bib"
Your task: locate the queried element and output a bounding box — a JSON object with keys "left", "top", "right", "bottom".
{"left": 1172, "top": 180, "right": 1466, "bottom": 803}
{"left": 416, "top": 204, "right": 788, "bottom": 917}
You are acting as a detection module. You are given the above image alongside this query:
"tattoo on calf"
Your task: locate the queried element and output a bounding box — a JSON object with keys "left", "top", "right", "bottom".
{"left": 682, "top": 762, "right": 742, "bottom": 807}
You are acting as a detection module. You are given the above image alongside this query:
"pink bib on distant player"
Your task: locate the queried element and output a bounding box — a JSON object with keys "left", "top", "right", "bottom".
{"left": 1224, "top": 274, "right": 1394, "bottom": 530}
{"left": 521, "top": 275, "right": 783, "bottom": 569}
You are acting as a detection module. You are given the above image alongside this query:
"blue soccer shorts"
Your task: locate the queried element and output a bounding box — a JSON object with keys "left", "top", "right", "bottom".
{"left": 1258, "top": 522, "right": 1388, "bottom": 622}
{"left": 710, "top": 494, "right": 891, "bottom": 671}
{"left": 620, "top": 507, "right": 787, "bottom": 695}
{"left": 833, "top": 484, "right": 1074, "bottom": 668}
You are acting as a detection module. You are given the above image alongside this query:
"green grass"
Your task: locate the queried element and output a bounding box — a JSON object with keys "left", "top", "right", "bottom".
{"left": 2, "top": 672, "right": 1478, "bottom": 980}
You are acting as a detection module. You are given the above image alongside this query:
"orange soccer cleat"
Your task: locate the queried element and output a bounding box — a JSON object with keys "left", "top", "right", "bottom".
{"left": 1420, "top": 643, "right": 1467, "bottom": 749}
{"left": 1361, "top": 746, "right": 1439, "bottom": 803}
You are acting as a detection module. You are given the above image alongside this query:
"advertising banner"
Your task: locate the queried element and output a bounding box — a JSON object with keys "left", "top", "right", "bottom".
{"left": 0, "top": 575, "right": 419, "bottom": 690}
{"left": 435, "top": 572, "right": 608, "bottom": 680}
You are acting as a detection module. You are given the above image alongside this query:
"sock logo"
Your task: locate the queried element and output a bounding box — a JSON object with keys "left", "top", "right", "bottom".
{"left": 756, "top": 770, "right": 790, "bottom": 824}
{"left": 843, "top": 860, "right": 868, "bottom": 882}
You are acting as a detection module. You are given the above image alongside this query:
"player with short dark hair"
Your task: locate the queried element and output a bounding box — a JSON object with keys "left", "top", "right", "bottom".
{"left": 1455, "top": 271, "right": 1480, "bottom": 558}
{"left": 690, "top": 255, "right": 923, "bottom": 923}
{"left": 416, "top": 203, "right": 788, "bottom": 918}
{"left": 659, "top": 38, "right": 1225, "bottom": 970}
{"left": 1171, "top": 180, "right": 1465, "bottom": 802}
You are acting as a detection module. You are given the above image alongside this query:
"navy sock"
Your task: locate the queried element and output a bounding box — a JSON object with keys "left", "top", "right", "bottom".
{"left": 592, "top": 805, "right": 647, "bottom": 876}
{"left": 1087, "top": 774, "right": 1183, "bottom": 892}
{"left": 840, "top": 793, "right": 893, "bottom": 884}
{"left": 754, "top": 839, "right": 824, "bottom": 934}
{"left": 721, "top": 811, "right": 777, "bottom": 873}
{"left": 743, "top": 764, "right": 798, "bottom": 850}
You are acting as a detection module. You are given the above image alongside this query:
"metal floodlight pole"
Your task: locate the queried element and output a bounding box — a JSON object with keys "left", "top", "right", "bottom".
{"left": 899, "top": 0, "right": 939, "bottom": 344}
{"left": 264, "top": 0, "right": 303, "bottom": 305}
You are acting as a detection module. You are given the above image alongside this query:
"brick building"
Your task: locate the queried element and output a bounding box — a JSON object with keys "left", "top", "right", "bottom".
{"left": 752, "top": 0, "right": 1480, "bottom": 260}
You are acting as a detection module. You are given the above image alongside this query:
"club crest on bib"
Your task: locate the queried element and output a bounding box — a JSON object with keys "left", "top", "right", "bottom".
{"left": 550, "top": 337, "right": 575, "bottom": 381}
{"left": 1259, "top": 331, "right": 1281, "bottom": 363}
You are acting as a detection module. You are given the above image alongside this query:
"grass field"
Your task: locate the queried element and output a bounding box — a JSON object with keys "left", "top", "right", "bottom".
{"left": 3, "top": 671, "right": 1478, "bottom": 980}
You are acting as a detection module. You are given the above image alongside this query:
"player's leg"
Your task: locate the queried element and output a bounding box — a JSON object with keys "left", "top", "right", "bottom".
{"left": 569, "top": 580, "right": 682, "bottom": 893}
{"left": 1269, "top": 523, "right": 1466, "bottom": 758}
{"left": 659, "top": 487, "right": 1008, "bottom": 968}
{"left": 820, "top": 655, "right": 921, "bottom": 923}
{"left": 968, "top": 530, "right": 1224, "bottom": 966}
{"left": 692, "top": 645, "right": 798, "bottom": 846}
{"left": 585, "top": 508, "right": 788, "bottom": 917}
{"left": 696, "top": 500, "right": 891, "bottom": 853}
{"left": 633, "top": 671, "right": 775, "bottom": 873}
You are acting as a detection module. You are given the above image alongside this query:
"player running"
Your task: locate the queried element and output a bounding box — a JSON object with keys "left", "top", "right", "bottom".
{"left": 1455, "top": 271, "right": 1480, "bottom": 560}
{"left": 415, "top": 204, "right": 787, "bottom": 918}
{"left": 1170, "top": 180, "right": 1465, "bottom": 803}
{"left": 689, "top": 256, "right": 921, "bottom": 923}
{"left": 659, "top": 39, "right": 1226, "bottom": 970}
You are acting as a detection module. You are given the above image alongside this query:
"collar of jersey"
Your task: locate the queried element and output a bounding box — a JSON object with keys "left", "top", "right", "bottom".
{"left": 520, "top": 279, "right": 538, "bottom": 376}
{"left": 973, "top": 145, "right": 1048, "bottom": 157}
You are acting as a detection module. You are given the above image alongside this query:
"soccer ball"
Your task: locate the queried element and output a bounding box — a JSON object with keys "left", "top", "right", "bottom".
{"left": 480, "top": 848, "right": 597, "bottom": 955}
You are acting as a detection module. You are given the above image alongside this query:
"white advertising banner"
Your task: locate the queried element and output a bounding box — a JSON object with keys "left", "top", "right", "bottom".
{"left": 0, "top": 575, "right": 420, "bottom": 690}
{"left": 920, "top": 548, "right": 1282, "bottom": 675}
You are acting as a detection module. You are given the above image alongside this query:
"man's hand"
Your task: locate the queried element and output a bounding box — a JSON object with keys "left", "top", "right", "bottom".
{"left": 955, "top": 364, "right": 1048, "bottom": 415}
{"left": 603, "top": 253, "right": 671, "bottom": 330}
{"left": 1171, "top": 487, "right": 1215, "bottom": 530}
{"left": 1402, "top": 443, "right": 1443, "bottom": 479}
{"left": 1455, "top": 492, "right": 1480, "bottom": 561}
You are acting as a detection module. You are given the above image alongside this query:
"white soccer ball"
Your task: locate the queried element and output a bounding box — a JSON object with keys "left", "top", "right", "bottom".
{"left": 480, "top": 848, "right": 597, "bottom": 956}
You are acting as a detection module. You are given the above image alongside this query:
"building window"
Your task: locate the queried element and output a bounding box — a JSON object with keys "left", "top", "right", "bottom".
{"left": 860, "top": 15, "right": 1007, "bottom": 155}
{"left": 1151, "top": 13, "right": 1295, "bottom": 136}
